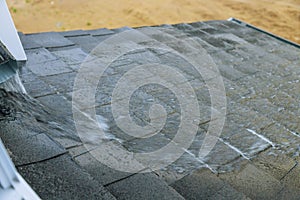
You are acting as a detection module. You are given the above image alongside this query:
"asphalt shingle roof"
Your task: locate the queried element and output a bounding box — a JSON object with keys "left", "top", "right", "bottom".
{"left": 0, "top": 19, "right": 300, "bottom": 199}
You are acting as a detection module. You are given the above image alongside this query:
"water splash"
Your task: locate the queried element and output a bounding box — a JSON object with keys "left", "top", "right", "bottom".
{"left": 246, "top": 128, "right": 275, "bottom": 147}
{"left": 218, "top": 138, "right": 250, "bottom": 160}
{"left": 0, "top": 71, "right": 26, "bottom": 94}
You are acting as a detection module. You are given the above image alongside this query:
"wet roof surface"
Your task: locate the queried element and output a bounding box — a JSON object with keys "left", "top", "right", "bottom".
{"left": 0, "top": 46, "right": 9, "bottom": 64}
{"left": 1, "top": 20, "right": 300, "bottom": 199}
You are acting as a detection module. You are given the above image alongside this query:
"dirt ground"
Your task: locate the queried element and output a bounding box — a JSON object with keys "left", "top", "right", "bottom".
{"left": 7, "top": 0, "right": 300, "bottom": 44}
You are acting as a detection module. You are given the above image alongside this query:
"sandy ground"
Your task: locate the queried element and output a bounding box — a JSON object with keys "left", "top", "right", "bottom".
{"left": 7, "top": 0, "right": 300, "bottom": 44}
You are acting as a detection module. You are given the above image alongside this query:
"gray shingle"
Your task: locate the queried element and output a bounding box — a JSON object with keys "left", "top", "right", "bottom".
{"left": 59, "top": 29, "right": 90, "bottom": 37}
{"left": 18, "top": 32, "right": 41, "bottom": 50}
{"left": 36, "top": 94, "right": 73, "bottom": 116}
{"left": 93, "top": 34, "right": 114, "bottom": 44}
{"left": 74, "top": 152, "right": 134, "bottom": 186}
{"left": 21, "top": 72, "right": 56, "bottom": 97}
{"left": 87, "top": 28, "right": 114, "bottom": 36}
{"left": 66, "top": 35, "right": 101, "bottom": 53}
{"left": 26, "top": 32, "right": 75, "bottom": 48}
{"left": 219, "top": 164, "right": 282, "bottom": 199}
{"left": 27, "top": 59, "right": 72, "bottom": 76}
{"left": 106, "top": 173, "right": 184, "bottom": 200}
{"left": 25, "top": 48, "right": 57, "bottom": 66}
{"left": 18, "top": 154, "right": 116, "bottom": 200}
{"left": 41, "top": 71, "right": 77, "bottom": 93}
{"left": 50, "top": 47, "right": 88, "bottom": 65}
{"left": 171, "top": 168, "right": 245, "bottom": 199}
{"left": 112, "top": 26, "right": 133, "bottom": 33}
{"left": 4, "top": 133, "right": 66, "bottom": 166}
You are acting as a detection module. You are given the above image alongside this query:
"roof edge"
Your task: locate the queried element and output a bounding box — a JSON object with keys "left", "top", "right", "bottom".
{"left": 228, "top": 18, "right": 300, "bottom": 49}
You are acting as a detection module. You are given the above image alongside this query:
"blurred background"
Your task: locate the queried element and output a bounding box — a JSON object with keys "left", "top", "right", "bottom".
{"left": 7, "top": 0, "right": 300, "bottom": 44}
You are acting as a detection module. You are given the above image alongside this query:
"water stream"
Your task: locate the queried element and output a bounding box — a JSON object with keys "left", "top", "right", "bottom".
{"left": 0, "top": 71, "right": 26, "bottom": 94}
